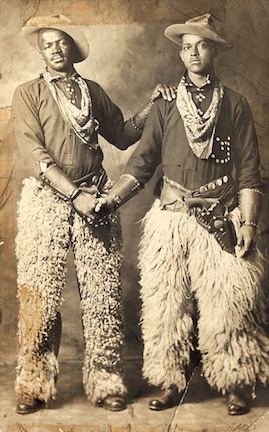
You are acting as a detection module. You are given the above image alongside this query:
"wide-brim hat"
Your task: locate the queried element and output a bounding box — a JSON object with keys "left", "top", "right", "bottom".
{"left": 22, "top": 14, "right": 90, "bottom": 63}
{"left": 165, "top": 14, "right": 232, "bottom": 50}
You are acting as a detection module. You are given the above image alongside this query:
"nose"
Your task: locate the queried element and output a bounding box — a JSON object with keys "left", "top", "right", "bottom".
{"left": 190, "top": 45, "right": 198, "bottom": 56}
{"left": 51, "top": 42, "right": 62, "bottom": 54}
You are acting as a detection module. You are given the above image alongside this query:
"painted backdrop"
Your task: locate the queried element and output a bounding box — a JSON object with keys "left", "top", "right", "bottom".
{"left": 0, "top": 0, "right": 269, "bottom": 366}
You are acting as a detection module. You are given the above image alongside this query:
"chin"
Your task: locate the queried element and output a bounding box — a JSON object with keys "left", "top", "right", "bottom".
{"left": 189, "top": 64, "right": 203, "bottom": 72}
{"left": 51, "top": 64, "right": 68, "bottom": 72}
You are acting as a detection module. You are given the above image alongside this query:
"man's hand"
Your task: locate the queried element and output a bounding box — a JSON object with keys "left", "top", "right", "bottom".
{"left": 151, "top": 83, "right": 177, "bottom": 102}
{"left": 235, "top": 225, "right": 256, "bottom": 258}
{"left": 95, "top": 195, "right": 115, "bottom": 213}
{"left": 72, "top": 190, "right": 98, "bottom": 218}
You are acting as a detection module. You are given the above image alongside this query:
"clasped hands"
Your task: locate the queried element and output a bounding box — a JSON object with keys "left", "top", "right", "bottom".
{"left": 72, "top": 185, "right": 114, "bottom": 220}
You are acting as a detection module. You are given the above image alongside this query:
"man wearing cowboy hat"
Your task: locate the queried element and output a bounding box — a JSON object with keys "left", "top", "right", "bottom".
{"left": 96, "top": 14, "right": 269, "bottom": 415}
{"left": 12, "top": 14, "right": 176, "bottom": 414}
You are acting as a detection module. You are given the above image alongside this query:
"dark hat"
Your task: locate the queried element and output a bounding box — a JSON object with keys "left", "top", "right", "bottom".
{"left": 22, "top": 14, "right": 90, "bottom": 63}
{"left": 164, "top": 14, "right": 232, "bottom": 50}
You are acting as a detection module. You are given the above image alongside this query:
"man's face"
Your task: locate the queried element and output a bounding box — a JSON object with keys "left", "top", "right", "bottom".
{"left": 179, "top": 34, "right": 217, "bottom": 75}
{"left": 38, "top": 29, "right": 75, "bottom": 72}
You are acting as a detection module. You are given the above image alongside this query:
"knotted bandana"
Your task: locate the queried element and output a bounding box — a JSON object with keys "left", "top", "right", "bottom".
{"left": 176, "top": 75, "right": 224, "bottom": 159}
{"left": 43, "top": 69, "right": 99, "bottom": 149}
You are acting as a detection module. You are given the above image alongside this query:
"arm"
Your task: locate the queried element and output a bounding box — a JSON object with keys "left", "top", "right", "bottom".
{"left": 94, "top": 81, "right": 176, "bottom": 150}
{"left": 96, "top": 99, "right": 165, "bottom": 212}
{"left": 232, "top": 96, "right": 263, "bottom": 257}
{"left": 236, "top": 187, "right": 263, "bottom": 258}
{"left": 12, "top": 84, "right": 53, "bottom": 174}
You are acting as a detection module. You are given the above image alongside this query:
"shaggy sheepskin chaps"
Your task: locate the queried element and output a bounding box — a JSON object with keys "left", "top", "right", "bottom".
{"left": 139, "top": 200, "right": 269, "bottom": 395}
{"left": 15, "top": 177, "right": 126, "bottom": 404}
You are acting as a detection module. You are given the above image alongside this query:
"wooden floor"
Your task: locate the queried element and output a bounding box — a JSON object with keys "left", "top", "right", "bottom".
{"left": 0, "top": 360, "right": 269, "bottom": 432}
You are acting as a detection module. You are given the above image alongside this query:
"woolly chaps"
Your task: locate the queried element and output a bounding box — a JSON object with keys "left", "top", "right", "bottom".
{"left": 139, "top": 200, "right": 269, "bottom": 395}
{"left": 15, "top": 177, "right": 126, "bottom": 404}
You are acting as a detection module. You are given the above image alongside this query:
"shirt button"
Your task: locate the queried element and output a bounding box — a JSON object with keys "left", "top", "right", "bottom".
{"left": 208, "top": 182, "right": 216, "bottom": 190}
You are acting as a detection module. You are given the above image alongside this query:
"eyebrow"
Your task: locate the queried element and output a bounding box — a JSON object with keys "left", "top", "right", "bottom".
{"left": 41, "top": 37, "right": 68, "bottom": 47}
{"left": 182, "top": 38, "right": 208, "bottom": 46}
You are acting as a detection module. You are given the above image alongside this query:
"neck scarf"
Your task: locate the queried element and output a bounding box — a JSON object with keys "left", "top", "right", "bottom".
{"left": 43, "top": 69, "right": 98, "bottom": 149}
{"left": 176, "top": 75, "right": 224, "bottom": 159}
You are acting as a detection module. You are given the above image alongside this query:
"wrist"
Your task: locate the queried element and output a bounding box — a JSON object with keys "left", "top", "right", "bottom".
{"left": 113, "top": 195, "right": 122, "bottom": 209}
{"left": 130, "top": 116, "right": 143, "bottom": 133}
{"left": 67, "top": 188, "right": 82, "bottom": 203}
{"left": 240, "top": 220, "right": 257, "bottom": 229}
{"left": 108, "top": 174, "right": 141, "bottom": 209}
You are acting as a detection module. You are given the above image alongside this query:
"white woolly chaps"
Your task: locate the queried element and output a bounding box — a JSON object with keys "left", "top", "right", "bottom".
{"left": 15, "top": 177, "right": 126, "bottom": 404}
{"left": 138, "top": 199, "right": 269, "bottom": 394}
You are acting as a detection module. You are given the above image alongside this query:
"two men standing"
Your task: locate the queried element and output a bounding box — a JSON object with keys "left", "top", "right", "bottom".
{"left": 12, "top": 12, "right": 269, "bottom": 417}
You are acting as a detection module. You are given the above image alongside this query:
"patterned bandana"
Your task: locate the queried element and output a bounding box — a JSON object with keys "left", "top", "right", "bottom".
{"left": 43, "top": 69, "right": 99, "bottom": 149}
{"left": 176, "top": 75, "right": 224, "bottom": 159}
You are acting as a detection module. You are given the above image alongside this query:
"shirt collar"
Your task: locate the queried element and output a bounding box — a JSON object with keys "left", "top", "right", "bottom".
{"left": 42, "top": 67, "right": 80, "bottom": 83}
{"left": 181, "top": 72, "right": 214, "bottom": 92}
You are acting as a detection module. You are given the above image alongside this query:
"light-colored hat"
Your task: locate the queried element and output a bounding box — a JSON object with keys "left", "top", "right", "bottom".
{"left": 165, "top": 14, "right": 232, "bottom": 50}
{"left": 22, "top": 14, "right": 90, "bottom": 62}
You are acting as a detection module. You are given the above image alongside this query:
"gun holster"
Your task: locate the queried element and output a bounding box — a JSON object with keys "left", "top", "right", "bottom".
{"left": 185, "top": 196, "right": 237, "bottom": 255}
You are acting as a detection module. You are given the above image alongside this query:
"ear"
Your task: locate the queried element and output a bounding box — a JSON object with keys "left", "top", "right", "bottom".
{"left": 211, "top": 42, "right": 219, "bottom": 57}
{"left": 179, "top": 50, "right": 184, "bottom": 62}
{"left": 39, "top": 50, "right": 45, "bottom": 61}
{"left": 214, "top": 46, "right": 220, "bottom": 57}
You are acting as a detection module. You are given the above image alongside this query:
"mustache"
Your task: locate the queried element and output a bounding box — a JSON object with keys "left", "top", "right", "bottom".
{"left": 51, "top": 54, "right": 64, "bottom": 60}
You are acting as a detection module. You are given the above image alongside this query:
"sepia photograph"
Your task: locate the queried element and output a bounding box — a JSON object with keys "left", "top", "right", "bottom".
{"left": 0, "top": 0, "right": 269, "bottom": 430}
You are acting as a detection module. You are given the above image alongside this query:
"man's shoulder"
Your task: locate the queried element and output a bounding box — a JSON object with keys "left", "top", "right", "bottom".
{"left": 223, "top": 85, "right": 247, "bottom": 104}
{"left": 82, "top": 78, "right": 103, "bottom": 92}
{"left": 15, "top": 76, "right": 45, "bottom": 92}
{"left": 82, "top": 78, "right": 116, "bottom": 104}
{"left": 152, "top": 96, "right": 177, "bottom": 115}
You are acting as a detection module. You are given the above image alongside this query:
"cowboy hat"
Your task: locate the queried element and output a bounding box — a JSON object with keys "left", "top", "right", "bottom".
{"left": 165, "top": 14, "right": 232, "bottom": 50}
{"left": 22, "top": 14, "right": 90, "bottom": 62}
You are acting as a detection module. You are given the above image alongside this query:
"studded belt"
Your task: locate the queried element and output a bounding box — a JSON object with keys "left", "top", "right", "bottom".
{"left": 163, "top": 175, "right": 231, "bottom": 197}
{"left": 160, "top": 175, "right": 236, "bottom": 210}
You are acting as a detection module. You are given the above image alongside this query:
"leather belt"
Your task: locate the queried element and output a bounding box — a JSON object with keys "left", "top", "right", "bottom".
{"left": 160, "top": 175, "right": 236, "bottom": 210}
{"left": 162, "top": 175, "right": 231, "bottom": 198}
{"left": 73, "top": 168, "right": 108, "bottom": 190}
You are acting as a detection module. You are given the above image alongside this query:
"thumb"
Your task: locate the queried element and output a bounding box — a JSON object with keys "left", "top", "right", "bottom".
{"left": 95, "top": 197, "right": 106, "bottom": 213}
{"left": 236, "top": 230, "right": 243, "bottom": 248}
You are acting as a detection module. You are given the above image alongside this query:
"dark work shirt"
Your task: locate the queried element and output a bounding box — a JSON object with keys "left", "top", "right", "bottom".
{"left": 12, "top": 75, "right": 141, "bottom": 181}
{"left": 125, "top": 77, "right": 262, "bottom": 192}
